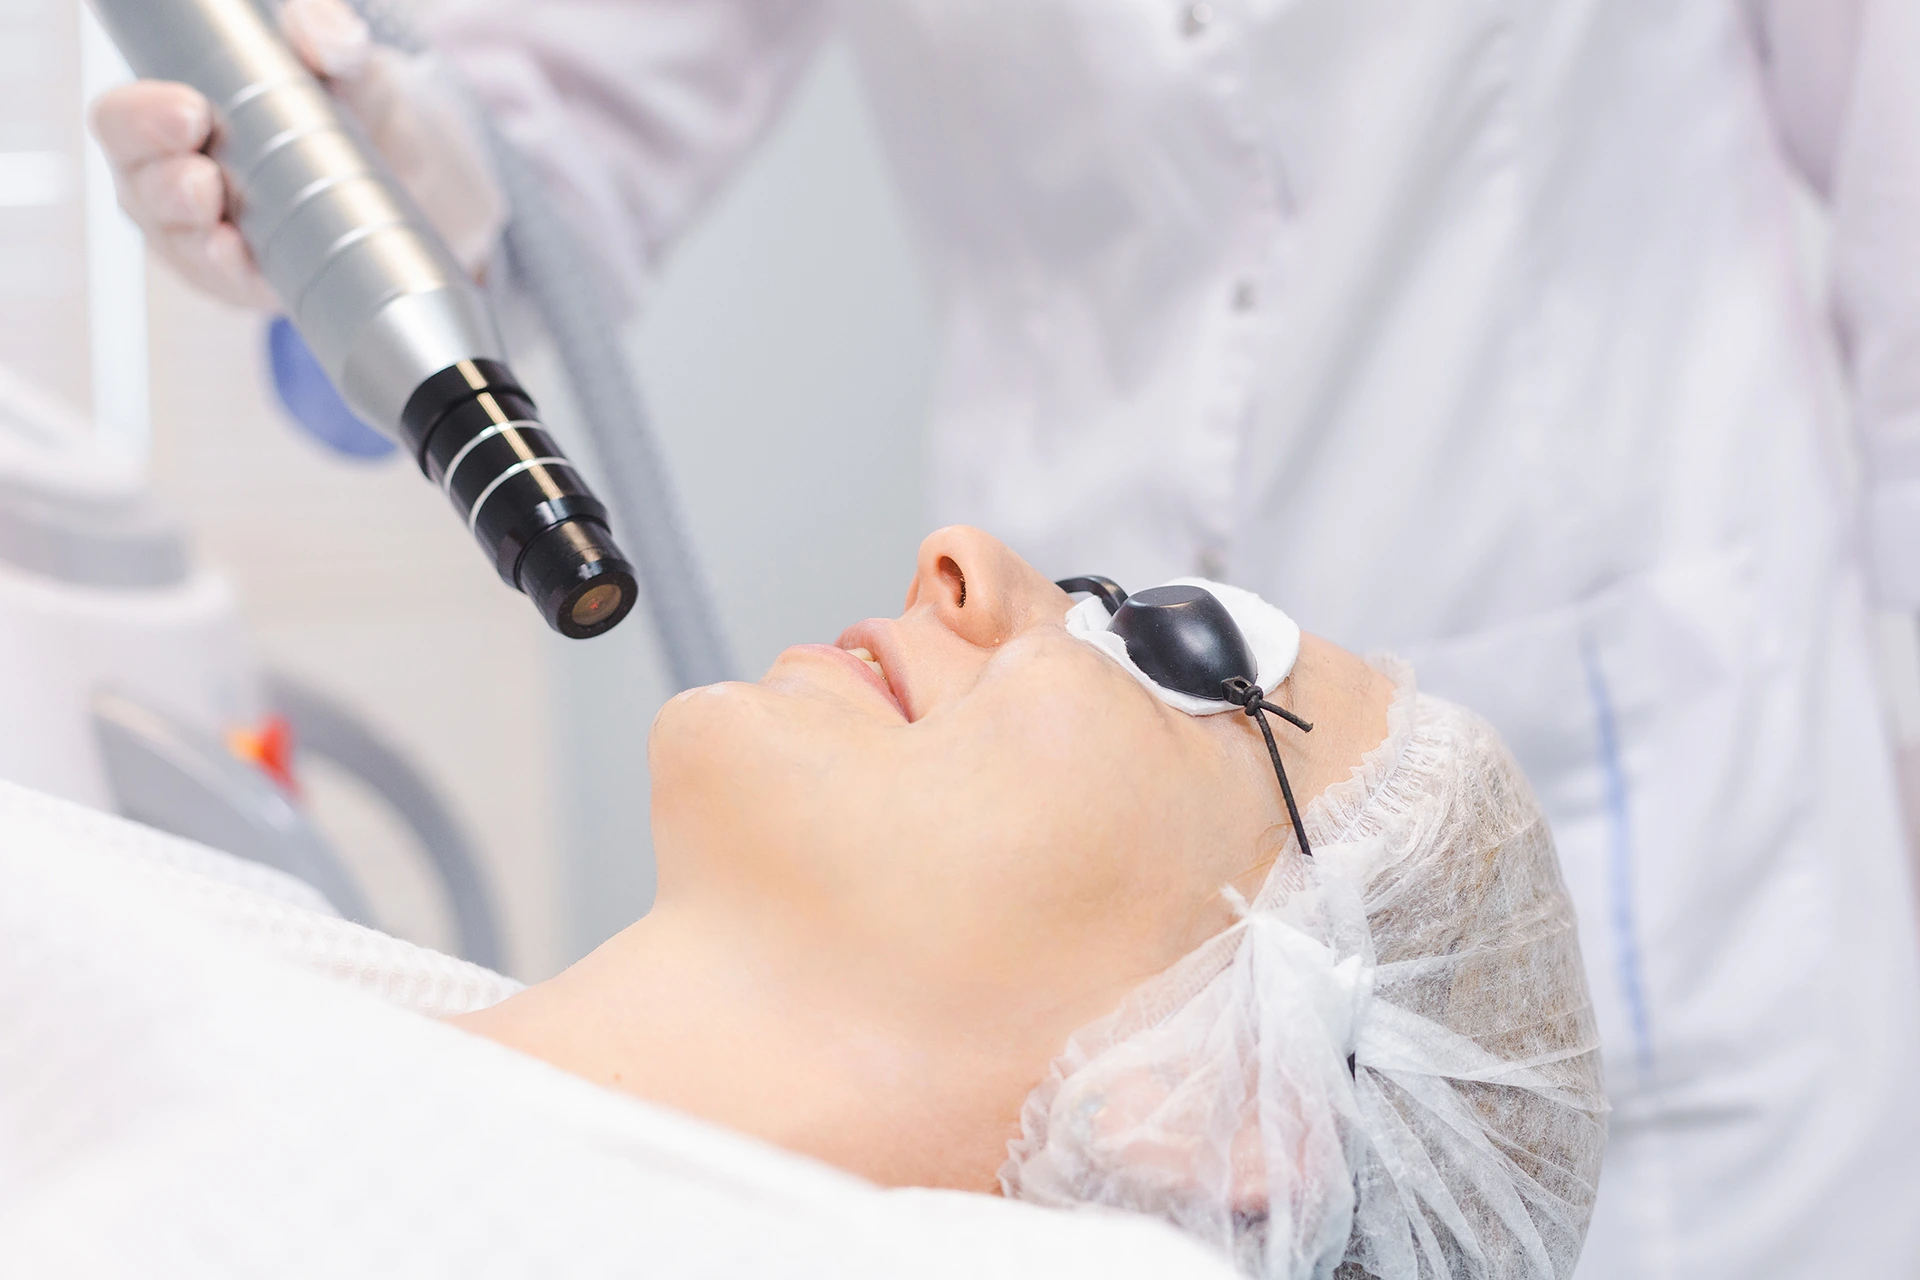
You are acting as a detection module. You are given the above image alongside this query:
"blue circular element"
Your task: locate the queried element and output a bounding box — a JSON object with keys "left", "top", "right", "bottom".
{"left": 266, "top": 316, "right": 398, "bottom": 460}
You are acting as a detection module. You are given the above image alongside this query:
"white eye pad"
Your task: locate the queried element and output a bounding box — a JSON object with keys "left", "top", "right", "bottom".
{"left": 1063, "top": 576, "right": 1302, "bottom": 717}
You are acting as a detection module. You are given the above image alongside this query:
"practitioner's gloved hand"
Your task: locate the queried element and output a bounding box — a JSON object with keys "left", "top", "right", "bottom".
{"left": 87, "top": 0, "right": 506, "bottom": 311}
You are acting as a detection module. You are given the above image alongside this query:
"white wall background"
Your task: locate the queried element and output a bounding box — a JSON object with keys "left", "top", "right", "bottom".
{"left": 1, "top": 0, "right": 92, "bottom": 412}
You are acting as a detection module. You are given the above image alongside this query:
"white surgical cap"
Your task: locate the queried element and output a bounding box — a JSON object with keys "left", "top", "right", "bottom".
{"left": 1000, "top": 659, "right": 1607, "bottom": 1280}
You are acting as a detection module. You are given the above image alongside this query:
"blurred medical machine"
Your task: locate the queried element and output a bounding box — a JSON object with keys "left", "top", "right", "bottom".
{"left": 0, "top": 363, "right": 502, "bottom": 967}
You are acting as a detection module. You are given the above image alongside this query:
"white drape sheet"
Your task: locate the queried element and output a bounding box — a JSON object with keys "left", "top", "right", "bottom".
{"left": 0, "top": 781, "right": 1235, "bottom": 1280}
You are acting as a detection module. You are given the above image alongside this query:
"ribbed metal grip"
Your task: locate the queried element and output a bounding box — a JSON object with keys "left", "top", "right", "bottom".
{"left": 91, "top": 0, "right": 503, "bottom": 433}
{"left": 402, "top": 360, "right": 612, "bottom": 584}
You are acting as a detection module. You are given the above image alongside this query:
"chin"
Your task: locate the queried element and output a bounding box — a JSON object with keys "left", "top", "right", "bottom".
{"left": 651, "top": 678, "right": 759, "bottom": 742}
{"left": 647, "top": 682, "right": 761, "bottom": 820}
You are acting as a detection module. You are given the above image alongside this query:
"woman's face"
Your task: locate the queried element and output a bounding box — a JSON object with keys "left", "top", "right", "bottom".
{"left": 649, "top": 526, "right": 1316, "bottom": 1030}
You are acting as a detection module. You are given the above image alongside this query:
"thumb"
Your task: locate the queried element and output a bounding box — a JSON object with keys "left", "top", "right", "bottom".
{"left": 281, "top": 0, "right": 406, "bottom": 156}
{"left": 281, "top": 0, "right": 373, "bottom": 81}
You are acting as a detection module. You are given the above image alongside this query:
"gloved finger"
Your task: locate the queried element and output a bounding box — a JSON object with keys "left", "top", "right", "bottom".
{"left": 282, "top": 0, "right": 409, "bottom": 198}
{"left": 200, "top": 223, "right": 279, "bottom": 310}
{"left": 281, "top": 0, "right": 373, "bottom": 81}
{"left": 122, "top": 153, "right": 226, "bottom": 232}
{"left": 341, "top": 53, "right": 509, "bottom": 276}
{"left": 154, "top": 223, "right": 279, "bottom": 312}
{"left": 88, "top": 81, "right": 212, "bottom": 170}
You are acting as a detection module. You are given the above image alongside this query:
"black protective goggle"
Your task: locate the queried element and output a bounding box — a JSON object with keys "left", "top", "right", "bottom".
{"left": 1058, "top": 576, "right": 1315, "bottom": 860}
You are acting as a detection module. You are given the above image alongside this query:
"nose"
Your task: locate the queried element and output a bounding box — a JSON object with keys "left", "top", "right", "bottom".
{"left": 905, "top": 525, "right": 1058, "bottom": 648}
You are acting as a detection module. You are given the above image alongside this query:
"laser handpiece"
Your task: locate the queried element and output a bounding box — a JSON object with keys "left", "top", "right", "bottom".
{"left": 89, "top": 0, "right": 637, "bottom": 638}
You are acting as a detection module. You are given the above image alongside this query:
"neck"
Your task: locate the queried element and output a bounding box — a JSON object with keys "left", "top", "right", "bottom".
{"left": 450, "top": 896, "right": 1079, "bottom": 1190}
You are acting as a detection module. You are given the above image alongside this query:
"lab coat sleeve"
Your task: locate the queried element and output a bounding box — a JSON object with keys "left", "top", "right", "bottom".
{"left": 425, "top": 0, "right": 831, "bottom": 315}
{"left": 1752, "top": 0, "right": 1920, "bottom": 607}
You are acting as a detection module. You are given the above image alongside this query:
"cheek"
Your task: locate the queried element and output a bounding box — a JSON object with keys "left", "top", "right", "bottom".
{"left": 912, "top": 684, "right": 1224, "bottom": 960}
{"left": 648, "top": 683, "right": 888, "bottom": 901}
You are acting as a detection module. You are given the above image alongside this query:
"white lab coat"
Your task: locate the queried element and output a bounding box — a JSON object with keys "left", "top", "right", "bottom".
{"left": 433, "top": 0, "right": 1920, "bottom": 1273}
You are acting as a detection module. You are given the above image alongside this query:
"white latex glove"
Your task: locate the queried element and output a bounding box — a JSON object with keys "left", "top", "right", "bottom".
{"left": 87, "top": 0, "right": 507, "bottom": 311}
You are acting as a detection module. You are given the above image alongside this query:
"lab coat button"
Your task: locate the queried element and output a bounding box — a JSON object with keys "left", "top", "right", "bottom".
{"left": 1196, "top": 548, "right": 1226, "bottom": 579}
{"left": 1182, "top": 3, "right": 1213, "bottom": 36}
{"left": 1233, "top": 280, "right": 1258, "bottom": 311}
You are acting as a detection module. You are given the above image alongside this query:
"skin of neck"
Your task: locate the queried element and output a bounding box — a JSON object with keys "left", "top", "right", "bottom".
{"left": 451, "top": 634, "right": 1393, "bottom": 1192}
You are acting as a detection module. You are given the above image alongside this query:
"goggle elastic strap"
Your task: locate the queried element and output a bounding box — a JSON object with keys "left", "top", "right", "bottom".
{"left": 1222, "top": 677, "right": 1314, "bottom": 860}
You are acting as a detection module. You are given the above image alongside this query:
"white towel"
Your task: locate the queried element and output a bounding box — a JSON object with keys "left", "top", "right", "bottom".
{"left": 0, "top": 781, "right": 1236, "bottom": 1279}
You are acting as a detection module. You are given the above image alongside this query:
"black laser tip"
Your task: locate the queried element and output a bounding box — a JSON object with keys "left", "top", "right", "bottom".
{"left": 517, "top": 517, "right": 638, "bottom": 639}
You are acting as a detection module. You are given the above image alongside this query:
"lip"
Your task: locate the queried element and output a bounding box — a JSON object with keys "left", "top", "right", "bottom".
{"left": 835, "top": 619, "right": 915, "bottom": 721}
{"left": 782, "top": 642, "right": 909, "bottom": 720}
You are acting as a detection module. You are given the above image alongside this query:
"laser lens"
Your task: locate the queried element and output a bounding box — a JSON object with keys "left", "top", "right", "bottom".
{"left": 570, "top": 582, "right": 625, "bottom": 628}
{"left": 518, "top": 516, "right": 637, "bottom": 638}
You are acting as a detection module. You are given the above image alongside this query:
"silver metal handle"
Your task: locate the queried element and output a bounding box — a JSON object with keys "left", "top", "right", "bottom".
{"left": 89, "top": 0, "right": 504, "bottom": 433}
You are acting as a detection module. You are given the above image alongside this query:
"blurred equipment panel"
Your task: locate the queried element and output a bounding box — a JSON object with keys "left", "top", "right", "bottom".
{"left": 0, "top": 364, "right": 500, "bottom": 966}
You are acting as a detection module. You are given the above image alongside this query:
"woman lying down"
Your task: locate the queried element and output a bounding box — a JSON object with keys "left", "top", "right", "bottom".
{"left": 0, "top": 527, "right": 1604, "bottom": 1280}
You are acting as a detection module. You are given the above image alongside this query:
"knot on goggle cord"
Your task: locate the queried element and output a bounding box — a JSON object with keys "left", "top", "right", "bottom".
{"left": 1058, "top": 577, "right": 1316, "bottom": 859}
{"left": 1222, "top": 676, "right": 1315, "bottom": 860}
